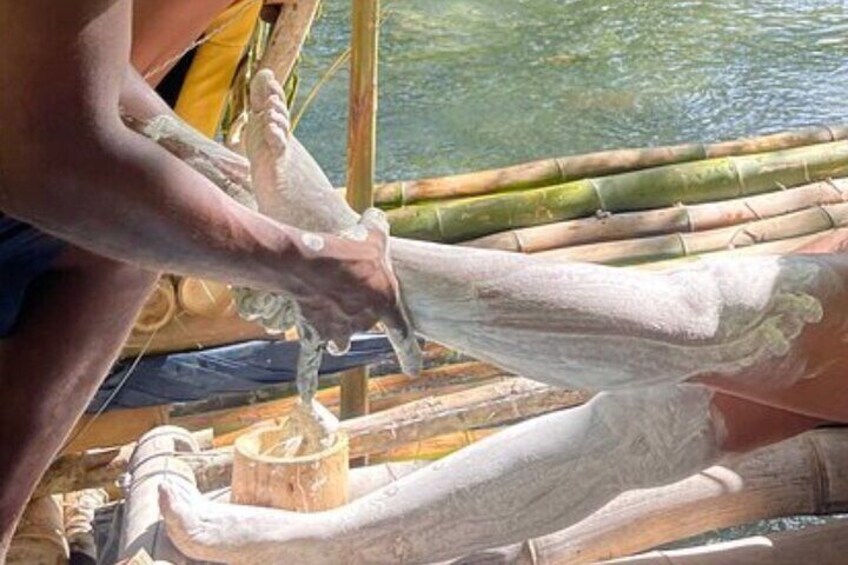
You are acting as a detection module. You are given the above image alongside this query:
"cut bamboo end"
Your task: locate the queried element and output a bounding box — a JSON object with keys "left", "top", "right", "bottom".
{"left": 176, "top": 277, "right": 235, "bottom": 318}
{"left": 132, "top": 277, "right": 177, "bottom": 334}
{"left": 231, "top": 424, "right": 349, "bottom": 512}
{"left": 7, "top": 496, "right": 69, "bottom": 565}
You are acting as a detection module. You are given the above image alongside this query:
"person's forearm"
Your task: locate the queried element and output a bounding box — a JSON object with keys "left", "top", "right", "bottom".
{"left": 120, "top": 67, "right": 255, "bottom": 207}
{"left": 3, "top": 122, "right": 313, "bottom": 293}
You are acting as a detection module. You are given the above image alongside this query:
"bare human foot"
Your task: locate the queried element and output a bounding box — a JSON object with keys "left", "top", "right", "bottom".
{"left": 159, "top": 480, "right": 335, "bottom": 564}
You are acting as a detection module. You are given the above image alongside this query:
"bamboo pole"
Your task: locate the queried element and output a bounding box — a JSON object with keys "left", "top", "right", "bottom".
{"left": 540, "top": 201, "right": 848, "bottom": 265}
{"left": 118, "top": 427, "right": 199, "bottom": 563}
{"left": 386, "top": 141, "right": 848, "bottom": 242}
{"left": 602, "top": 519, "right": 848, "bottom": 564}
{"left": 465, "top": 178, "right": 848, "bottom": 253}
{"left": 46, "top": 378, "right": 587, "bottom": 495}
{"left": 341, "top": 0, "right": 381, "bottom": 421}
{"left": 38, "top": 430, "right": 212, "bottom": 498}
{"left": 459, "top": 427, "right": 848, "bottom": 564}
{"left": 374, "top": 124, "right": 848, "bottom": 208}
{"left": 175, "top": 361, "right": 505, "bottom": 442}
{"left": 259, "top": 0, "right": 322, "bottom": 85}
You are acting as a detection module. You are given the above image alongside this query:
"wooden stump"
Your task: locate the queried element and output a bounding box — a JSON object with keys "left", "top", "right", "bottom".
{"left": 7, "top": 496, "right": 69, "bottom": 565}
{"left": 231, "top": 424, "right": 349, "bottom": 512}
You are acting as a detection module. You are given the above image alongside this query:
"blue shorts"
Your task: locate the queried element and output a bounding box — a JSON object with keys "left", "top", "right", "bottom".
{"left": 0, "top": 215, "right": 65, "bottom": 338}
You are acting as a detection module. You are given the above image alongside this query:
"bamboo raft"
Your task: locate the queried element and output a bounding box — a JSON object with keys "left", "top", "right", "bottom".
{"left": 13, "top": 2, "right": 848, "bottom": 563}
{"left": 26, "top": 121, "right": 848, "bottom": 564}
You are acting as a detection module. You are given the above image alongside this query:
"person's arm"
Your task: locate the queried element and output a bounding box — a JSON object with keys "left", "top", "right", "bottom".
{"left": 120, "top": 66, "right": 256, "bottom": 207}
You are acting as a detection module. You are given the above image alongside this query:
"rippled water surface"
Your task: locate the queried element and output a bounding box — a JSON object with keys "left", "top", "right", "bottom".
{"left": 294, "top": 0, "right": 848, "bottom": 185}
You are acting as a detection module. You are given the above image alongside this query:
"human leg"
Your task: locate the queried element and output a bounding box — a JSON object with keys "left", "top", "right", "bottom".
{"left": 0, "top": 246, "right": 158, "bottom": 558}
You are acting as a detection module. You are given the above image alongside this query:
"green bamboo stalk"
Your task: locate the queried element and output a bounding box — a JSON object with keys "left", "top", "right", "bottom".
{"left": 375, "top": 124, "right": 848, "bottom": 208}
{"left": 463, "top": 178, "right": 848, "bottom": 252}
{"left": 538, "top": 201, "right": 848, "bottom": 266}
{"left": 387, "top": 141, "right": 848, "bottom": 243}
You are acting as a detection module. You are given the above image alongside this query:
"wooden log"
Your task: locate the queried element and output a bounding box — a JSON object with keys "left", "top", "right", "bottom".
{"left": 180, "top": 379, "right": 587, "bottom": 491}
{"left": 374, "top": 124, "right": 848, "bottom": 208}
{"left": 343, "top": 378, "right": 590, "bottom": 458}
{"left": 386, "top": 141, "right": 848, "bottom": 242}
{"left": 458, "top": 427, "right": 848, "bottom": 564}
{"left": 38, "top": 430, "right": 212, "bottom": 498}
{"left": 231, "top": 425, "right": 349, "bottom": 511}
{"left": 6, "top": 496, "right": 69, "bottom": 565}
{"left": 465, "top": 178, "right": 848, "bottom": 253}
{"left": 175, "top": 277, "right": 234, "bottom": 318}
{"left": 601, "top": 519, "right": 848, "bottom": 564}
{"left": 259, "top": 0, "right": 322, "bottom": 84}
{"left": 132, "top": 277, "right": 177, "bottom": 334}
{"left": 174, "top": 361, "right": 506, "bottom": 442}
{"left": 540, "top": 201, "right": 848, "bottom": 265}
{"left": 118, "top": 426, "right": 199, "bottom": 563}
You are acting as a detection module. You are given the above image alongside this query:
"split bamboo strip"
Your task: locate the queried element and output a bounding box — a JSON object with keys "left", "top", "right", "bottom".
{"left": 465, "top": 178, "right": 848, "bottom": 253}
{"left": 374, "top": 124, "right": 848, "bottom": 208}
{"left": 461, "top": 427, "right": 848, "bottom": 564}
{"left": 540, "top": 201, "right": 848, "bottom": 265}
{"left": 602, "top": 519, "right": 848, "bottom": 564}
{"left": 341, "top": 0, "right": 381, "bottom": 421}
{"left": 370, "top": 429, "right": 499, "bottom": 463}
{"left": 259, "top": 0, "right": 322, "bottom": 84}
{"left": 387, "top": 141, "right": 848, "bottom": 242}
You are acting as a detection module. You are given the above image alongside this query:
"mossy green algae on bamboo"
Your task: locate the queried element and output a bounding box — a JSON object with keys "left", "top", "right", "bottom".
{"left": 387, "top": 141, "right": 848, "bottom": 242}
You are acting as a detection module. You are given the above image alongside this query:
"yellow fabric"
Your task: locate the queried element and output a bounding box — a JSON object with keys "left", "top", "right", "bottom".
{"left": 174, "top": 0, "right": 262, "bottom": 137}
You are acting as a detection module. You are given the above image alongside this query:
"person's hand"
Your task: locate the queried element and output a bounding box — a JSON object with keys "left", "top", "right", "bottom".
{"left": 289, "top": 209, "right": 421, "bottom": 375}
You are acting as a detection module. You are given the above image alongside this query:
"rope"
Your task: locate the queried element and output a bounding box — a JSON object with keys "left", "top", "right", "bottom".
{"left": 61, "top": 330, "right": 158, "bottom": 452}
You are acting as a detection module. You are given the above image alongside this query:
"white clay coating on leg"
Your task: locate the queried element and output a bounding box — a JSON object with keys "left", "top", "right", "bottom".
{"left": 300, "top": 232, "right": 325, "bottom": 252}
{"left": 139, "top": 114, "right": 257, "bottom": 209}
{"left": 238, "top": 69, "right": 828, "bottom": 393}
{"left": 160, "top": 384, "right": 722, "bottom": 564}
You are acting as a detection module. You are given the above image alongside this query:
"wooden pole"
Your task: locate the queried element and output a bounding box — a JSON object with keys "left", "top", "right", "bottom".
{"left": 341, "top": 0, "right": 380, "bottom": 420}
{"left": 259, "top": 0, "right": 322, "bottom": 85}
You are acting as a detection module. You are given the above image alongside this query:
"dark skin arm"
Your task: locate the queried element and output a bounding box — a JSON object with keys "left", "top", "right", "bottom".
{"left": 0, "top": 0, "right": 405, "bottom": 345}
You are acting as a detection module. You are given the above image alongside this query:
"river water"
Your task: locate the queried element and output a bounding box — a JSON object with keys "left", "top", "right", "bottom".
{"left": 294, "top": 0, "right": 848, "bottom": 186}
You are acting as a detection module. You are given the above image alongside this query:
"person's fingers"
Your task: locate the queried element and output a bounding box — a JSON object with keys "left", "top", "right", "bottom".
{"left": 380, "top": 295, "right": 422, "bottom": 376}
